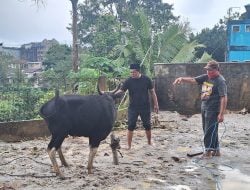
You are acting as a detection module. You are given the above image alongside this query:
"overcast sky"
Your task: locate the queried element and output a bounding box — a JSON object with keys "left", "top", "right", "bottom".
{"left": 0, "top": 0, "right": 249, "bottom": 47}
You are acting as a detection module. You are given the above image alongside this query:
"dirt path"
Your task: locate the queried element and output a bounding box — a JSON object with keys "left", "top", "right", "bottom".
{"left": 0, "top": 111, "right": 250, "bottom": 190}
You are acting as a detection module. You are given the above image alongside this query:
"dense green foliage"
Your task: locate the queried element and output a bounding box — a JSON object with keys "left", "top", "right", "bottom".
{"left": 0, "top": 54, "right": 10, "bottom": 81}
{"left": 76, "top": 0, "right": 211, "bottom": 76}
{"left": 192, "top": 24, "right": 227, "bottom": 62}
{"left": 0, "top": 86, "right": 47, "bottom": 122}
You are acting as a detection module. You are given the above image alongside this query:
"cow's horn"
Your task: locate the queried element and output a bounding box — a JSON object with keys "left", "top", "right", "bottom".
{"left": 109, "top": 83, "right": 121, "bottom": 93}
{"left": 97, "top": 76, "right": 121, "bottom": 95}
{"left": 97, "top": 76, "right": 106, "bottom": 95}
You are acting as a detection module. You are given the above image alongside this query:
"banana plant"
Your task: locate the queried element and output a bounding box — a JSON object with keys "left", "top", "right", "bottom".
{"left": 112, "top": 10, "right": 212, "bottom": 76}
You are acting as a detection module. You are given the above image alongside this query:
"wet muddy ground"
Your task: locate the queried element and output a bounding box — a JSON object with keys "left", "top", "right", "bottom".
{"left": 0, "top": 111, "right": 250, "bottom": 190}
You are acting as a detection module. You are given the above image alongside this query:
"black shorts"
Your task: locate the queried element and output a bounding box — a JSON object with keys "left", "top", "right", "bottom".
{"left": 128, "top": 108, "right": 151, "bottom": 131}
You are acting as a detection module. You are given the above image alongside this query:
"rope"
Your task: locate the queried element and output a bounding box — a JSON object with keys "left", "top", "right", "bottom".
{"left": 0, "top": 171, "right": 56, "bottom": 178}
{"left": 0, "top": 156, "right": 57, "bottom": 178}
{"left": 193, "top": 122, "right": 230, "bottom": 190}
{"left": 0, "top": 156, "right": 51, "bottom": 167}
{"left": 207, "top": 122, "right": 219, "bottom": 152}
{"left": 117, "top": 91, "right": 128, "bottom": 111}
{"left": 200, "top": 121, "right": 227, "bottom": 153}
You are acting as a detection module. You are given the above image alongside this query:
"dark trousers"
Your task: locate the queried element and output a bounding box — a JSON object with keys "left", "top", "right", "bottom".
{"left": 201, "top": 109, "right": 219, "bottom": 151}
{"left": 128, "top": 108, "right": 151, "bottom": 131}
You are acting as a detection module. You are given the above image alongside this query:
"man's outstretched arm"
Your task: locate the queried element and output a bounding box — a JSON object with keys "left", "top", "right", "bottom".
{"left": 173, "top": 77, "right": 197, "bottom": 85}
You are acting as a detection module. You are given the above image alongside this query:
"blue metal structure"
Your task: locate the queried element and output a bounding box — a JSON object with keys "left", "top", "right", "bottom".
{"left": 226, "top": 4, "right": 250, "bottom": 62}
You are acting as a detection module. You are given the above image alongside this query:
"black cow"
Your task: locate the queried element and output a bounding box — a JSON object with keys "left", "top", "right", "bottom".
{"left": 39, "top": 80, "right": 121, "bottom": 179}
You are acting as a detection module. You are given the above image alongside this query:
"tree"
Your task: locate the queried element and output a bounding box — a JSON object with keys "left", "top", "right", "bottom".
{"left": 138, "top": 0, "right": 178, "bottom": 31}
{"left": 0, "top": 54, "right": 13, "bottom": 83}
{"left": 70, "top": 0, "right": 79, "bottom": 72}
{"left": 111, "top": 11, "right": 210, "bottom": 75}
{"left": 32, "top": 0, "right": 79, "bottom": 72}
{"left": 80, "top": 15, "right": 120, "bottom": 56}
{"left": 77, "top": 0, "right": 180, "bottom": 75}
{"left": 77, "top": 0, "right": 179, "bottom": 49}
{"left": 42, "top": 44, "right": 72, "bottom": 81}
{"left": 43, "top": 44, "right": 72, "bottom": 70}
{"left": 193, "top": 23, "right": 227, "bottom": 62}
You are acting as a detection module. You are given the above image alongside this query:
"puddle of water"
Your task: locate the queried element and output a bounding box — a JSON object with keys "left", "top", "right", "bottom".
{"left": 146, "top": 177, "right": 166, "bottom": 184}
{"left": 168, "top": 185, "right": 191, "bottom": 190}
{"left": 186, "top": 162, "right": 250, "bottom": 190}
{"left": 184, "top": 165, "right": 198, "bottom": 172}
{"left": 219, "top": 165, "right": 250, "bottom": 190}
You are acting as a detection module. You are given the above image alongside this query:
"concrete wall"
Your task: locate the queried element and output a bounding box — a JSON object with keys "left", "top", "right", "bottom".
{"left": 154, "top": 62, "right": 250, "bottom": 114}
{"left": 0, "top": 120, "right": 50, "bottom": 142}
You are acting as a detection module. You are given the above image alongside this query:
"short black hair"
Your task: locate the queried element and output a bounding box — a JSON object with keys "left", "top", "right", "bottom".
{"left": 129, "top": 63, "right": 140, "bottom": 70}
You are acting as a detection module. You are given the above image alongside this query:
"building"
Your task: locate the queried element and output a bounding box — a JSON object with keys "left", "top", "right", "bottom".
{"left": 0, "top": 43, "right": 21, "bottom": 59}
{"left": 20, "top": 39, "right": 58, "bottom": 62}
{"left": 22, "top": 62, "right": 43, "bottom": 78}
{"left": 1, "top": 39, "right": 58, "bottom": 79}
{"left": 226, "top": 4, "right": 250, "bottom": 62}
{"left": 1, "top": 39, "right": 58, "bottom": 62}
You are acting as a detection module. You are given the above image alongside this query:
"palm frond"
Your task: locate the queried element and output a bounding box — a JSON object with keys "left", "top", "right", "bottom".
{"left": 196, "top": 52, "right": 212, "bottom": 63}
{"left": 157, "top": 25, "right": 188, "bottom": 63}
{"left": 128, "top": 9, "right": 151, "bottom": 52}
{"left": 172, "top": 41, "right": 203, "bottom": 63}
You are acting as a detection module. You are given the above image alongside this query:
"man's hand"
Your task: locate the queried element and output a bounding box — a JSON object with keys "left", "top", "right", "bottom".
{"left": 173, "top": 77, "right": 197, "bottom": 85}
{"left": 217, "top": 113, "right": 224, "bottom": 123}
{"left": 154, "top": 105, "right": 159, "bottom": 114}
{"left": 173, "top": 77, "right": 182, "bottom": 85}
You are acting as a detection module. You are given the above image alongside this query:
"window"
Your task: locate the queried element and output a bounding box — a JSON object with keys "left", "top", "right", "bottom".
{"left": 232, "top": 25, "right": 240, "bottom": 32}
{"left": 246, "top": 25, "right": 250, "bottom": 32}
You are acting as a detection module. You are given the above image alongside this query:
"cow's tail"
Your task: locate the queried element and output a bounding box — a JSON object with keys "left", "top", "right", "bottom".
{"left": 39, "top": 89, "right": 60, "bottom": 119}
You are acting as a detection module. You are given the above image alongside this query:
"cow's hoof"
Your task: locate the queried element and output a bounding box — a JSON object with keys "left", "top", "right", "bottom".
{"left": 57, "top": 173, "right": 66, "bottom": 180}
{"left": 62, "top": 162, "right": 69, "bottom": 167}
{"left": 87, "top": 169, "right": 93, "bottom": 174}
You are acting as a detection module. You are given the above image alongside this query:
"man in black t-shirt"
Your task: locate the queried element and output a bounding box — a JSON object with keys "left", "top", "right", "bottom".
{"left": 173, "top": 61, "right": 227, "bottom": 158}
{"left": 115, "top": 63, "right": 159, "bottom": 150}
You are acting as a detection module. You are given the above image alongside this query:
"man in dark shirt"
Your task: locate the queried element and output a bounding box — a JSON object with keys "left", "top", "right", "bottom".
{"left": 173, "top": 61, "right": 227, "bottom": 158}
{"left": 115, "top": 63, "right": 159, "bottom": 150}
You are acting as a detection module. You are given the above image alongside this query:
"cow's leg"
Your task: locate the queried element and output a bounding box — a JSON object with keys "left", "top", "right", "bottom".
{"left": 110, "top": 133, "right": 120, "bottom": 165}
{"left": 47, "top": 135, "right": 66, "bottom": 179}
{"left": 47, "top": 147, "right": 62, "bottom": 177}
{"left": 57, "top": 147, "right": 68, "bottom": 167}
{"left": 87, "top": 138, "right": 100, "bottom": 174}
{"left": 87, "top": 147, "right": 98, "bottom": 174}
